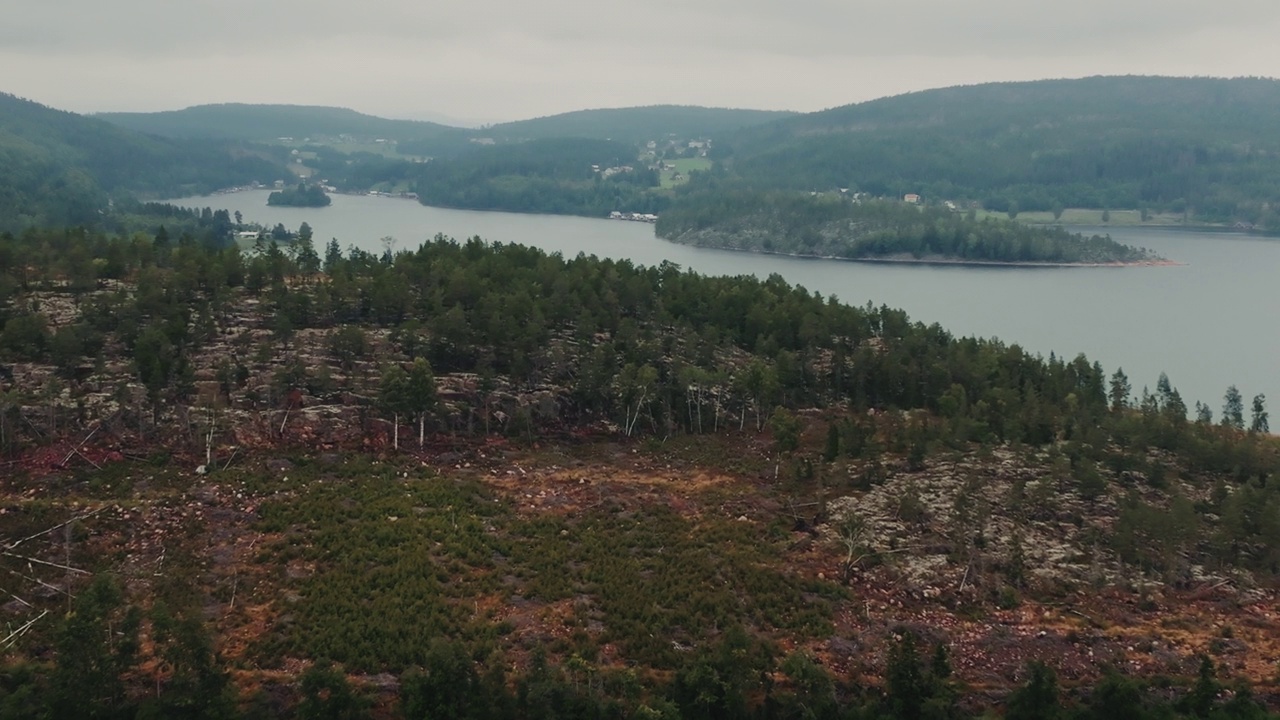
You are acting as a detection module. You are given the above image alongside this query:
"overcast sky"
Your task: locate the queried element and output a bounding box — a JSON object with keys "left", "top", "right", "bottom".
{"left": 4, "top": 0, "right": 1280, "bottom": 125}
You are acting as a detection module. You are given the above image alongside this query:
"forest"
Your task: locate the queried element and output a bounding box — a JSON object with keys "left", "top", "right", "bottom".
{"left": 1, "top": 221, "right": 1280, "bottom": 717}
{"left": 655, "top": 188, "right": 1155, "bottom": 264}
{"left": 706, "top": 76, "right": 1280, "bottom": 229}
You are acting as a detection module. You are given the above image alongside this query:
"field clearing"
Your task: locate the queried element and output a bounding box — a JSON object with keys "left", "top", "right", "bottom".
{"left": 670, "top": 157, "right": 712, "bottom": 173}
{"left": 660, "top": 157, "right": 713, "bottom": 188}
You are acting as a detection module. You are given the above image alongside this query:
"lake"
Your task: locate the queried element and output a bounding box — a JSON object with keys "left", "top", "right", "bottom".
{"left": 170, "top": 190, "right": 1280, "bottom": 415}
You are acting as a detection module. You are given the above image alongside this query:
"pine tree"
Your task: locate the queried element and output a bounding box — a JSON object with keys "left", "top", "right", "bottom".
{"left": 323, "top": 238, "right": 344, "bottom": 274}
{"left": 297, "top": 663, "right": 367, "bottom": 720}
{"left": 1194, "top": 401, "right": 1213, "bottom": 424}
{"left": 1251, "top": 394, "right": 1268, "bottom": 433}
{"left": 884, "top": 632, "right": 926, "bottom": 720}
{"left": 144, "top": 607, "right": 236, "bottom": 719}
{"left": 293, "top": 222, "right": 321, "bottom": 277}
{"left": 1222, "top": 386, "right": 1245, "bottom": 430}
{"left": 823, "top": 423, "right": 840, "bottom": 462}
{"left": 49, "top": 576, "right": 141, "bottom": 720}
{"left": 1178, "top": 655, "right": 1218, "bottom": 718}
{"left": 1005, "top": 661, "right": 1062, "bottom": 720}
{"left": 1108, "top": 368, "right": 1130, "bottom": 411}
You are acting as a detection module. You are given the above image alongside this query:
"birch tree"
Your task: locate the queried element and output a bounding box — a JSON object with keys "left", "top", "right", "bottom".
{"left": 378, "top": 364, "right": 410, "bottom": 450}
{"left": 405, "top": 358, "right": 438, "bottom": 448}
{"left": 616, "top": 363, "right": 657, "bottom": 437}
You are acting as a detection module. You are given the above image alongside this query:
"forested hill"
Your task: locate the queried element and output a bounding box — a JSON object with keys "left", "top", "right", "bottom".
{"left": 4, "top": 228, "right": 1280, "bottom": 717}
{"left": 483, "top": 105, "right": 797, "bottom": 143}
{"left": 0, "top": 93, "right": 286, "bottom": 231}
{"left": 99, "top": 104, "right": 793, "bottom": 154}
{"left": 98, "top": 103, "right": 471, "bottom": 152}
{"left": 656, "top": 189, "right": 1156, "bottom": 264}
{"left": 713, "top": 76, "right": 1280, "bottom": 226}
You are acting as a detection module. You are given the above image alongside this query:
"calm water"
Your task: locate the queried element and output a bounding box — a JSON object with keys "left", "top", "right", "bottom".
{"left": 170, "top": 190, "right": 1280, "bottom": 413}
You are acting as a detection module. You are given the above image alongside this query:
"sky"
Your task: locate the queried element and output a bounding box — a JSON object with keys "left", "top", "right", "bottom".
{"left": 4, "top": 0, "right": 1280, "bottom": 125}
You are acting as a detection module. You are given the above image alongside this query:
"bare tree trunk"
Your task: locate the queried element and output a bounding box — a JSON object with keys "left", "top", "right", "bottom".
{"left": 393, "top": 412, "right": 399, "bottom": 450}
{"left": 0, "top": 398, "right": 9, "bottom": 455}
{"left": 205, "top": 405, "right": 216, "bottom": 467}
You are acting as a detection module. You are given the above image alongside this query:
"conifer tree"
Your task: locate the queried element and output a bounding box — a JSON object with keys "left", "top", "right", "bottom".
{"left": 1250, "top": 394, "right": 1268, "bottom": 434}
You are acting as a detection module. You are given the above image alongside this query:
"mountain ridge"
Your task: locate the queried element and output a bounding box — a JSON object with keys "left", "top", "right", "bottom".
{"left": 97, "top": 102, "right": 795, "bottom": 146}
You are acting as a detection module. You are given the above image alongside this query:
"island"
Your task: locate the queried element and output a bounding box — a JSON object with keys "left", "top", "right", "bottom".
{"left": 655, "top": 190, "right": 1161, "bottom": 266}
{"left": 267, "top": 182, "right": 332, "bottom": 207}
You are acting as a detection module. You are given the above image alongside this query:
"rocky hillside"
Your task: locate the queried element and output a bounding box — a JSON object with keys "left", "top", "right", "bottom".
{"left": 1, "top": 231, "right": 1278, "bottom": 718}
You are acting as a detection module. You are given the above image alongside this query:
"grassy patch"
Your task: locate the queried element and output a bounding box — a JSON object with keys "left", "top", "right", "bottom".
{"left": 670, "top": 158, "right": 712, "bottom": 173}
{"left": 660, "top": 157, "right": 713, "bottom": 188}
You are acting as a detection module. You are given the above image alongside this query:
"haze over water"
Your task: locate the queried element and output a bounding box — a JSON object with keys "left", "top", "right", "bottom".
{"left": 173, "top": 190, "right": 1280, "bottom": 416}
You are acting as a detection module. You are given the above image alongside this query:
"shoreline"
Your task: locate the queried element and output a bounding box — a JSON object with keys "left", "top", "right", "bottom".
{"left": 186, "top": 187, "right": 1259, "bottom": 249}
{"left": 667, "top": 241, "right": 1185, "bottom": 268}
{"left": 837, "top": 255, "right": 1184, "bottom": 269}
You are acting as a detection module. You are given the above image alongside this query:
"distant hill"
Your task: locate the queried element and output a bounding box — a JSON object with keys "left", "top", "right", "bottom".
{"left": 99, "top": 104, "right": 794, "bottom": 150}
{"left": 97, "top": 104, "right": 793, "bottom": 159}
{"left": 483, "top": 105, "right": 798, "bottom": 144}
{"left": 0, "top": 93, "right": 286, "bottom": 231}
{"left": 395, "top": 106, "right": 798, "bottom": 199}
{"left": 93, "top": 102, "right": 797, "bottom": 218}
{"left": 99, "top": 103, "right": 472, "bottom": 155}
{"left": 712, "top": 76, "right": 1280, "bottom": 226}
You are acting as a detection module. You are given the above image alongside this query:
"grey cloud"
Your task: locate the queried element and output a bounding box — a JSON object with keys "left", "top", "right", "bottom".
{"left": 9, "top": 0, "right": 1280, "bottom": 58}
{"left": 3, "top": 0, "right": 1280, "bottom": 120}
